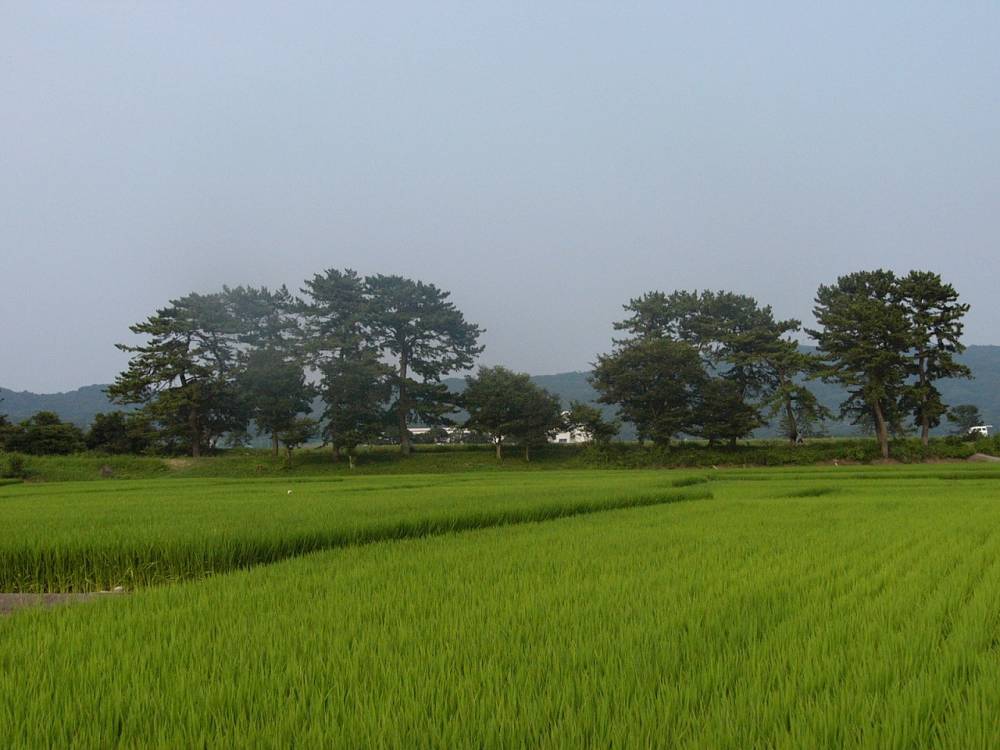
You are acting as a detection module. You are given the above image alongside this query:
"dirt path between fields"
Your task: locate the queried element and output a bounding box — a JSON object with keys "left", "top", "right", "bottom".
{"left": 0, "top": 592, "right": 126, "bottom": 616}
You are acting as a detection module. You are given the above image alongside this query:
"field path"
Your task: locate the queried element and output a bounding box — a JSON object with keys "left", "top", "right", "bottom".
{"left": 0, "top": 592, "right": 125, "bottom": 615}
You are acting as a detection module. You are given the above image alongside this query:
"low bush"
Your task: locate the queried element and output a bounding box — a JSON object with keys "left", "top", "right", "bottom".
{"left": 0, "top": 452, "right": 28, "bottom": 480}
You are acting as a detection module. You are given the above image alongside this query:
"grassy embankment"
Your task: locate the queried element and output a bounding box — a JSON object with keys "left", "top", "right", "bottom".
{"left": 4, "top": 466, "right": 1000, "bottom": 746}
{"left": 4, "top": 435, "right": 998, "bottom": 482}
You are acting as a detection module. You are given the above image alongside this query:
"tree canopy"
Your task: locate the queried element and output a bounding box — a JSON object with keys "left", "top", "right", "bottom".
{"left": 463, "top": 366, "right": 563, "bottom": 460}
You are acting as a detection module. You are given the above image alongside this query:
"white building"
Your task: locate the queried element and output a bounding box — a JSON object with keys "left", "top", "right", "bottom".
{"left": 549, "top": 412, "right": 592, "bottom": 444}
{"left": 408, "top": 426, "right": 472, "bottom": 443}
{"left": 969, "top": 425, "right": 993, "bottom": 438}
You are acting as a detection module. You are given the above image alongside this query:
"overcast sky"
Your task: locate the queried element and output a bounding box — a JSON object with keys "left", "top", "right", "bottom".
{"left": 2, "top": 2, "right": 998, "bottom": 392}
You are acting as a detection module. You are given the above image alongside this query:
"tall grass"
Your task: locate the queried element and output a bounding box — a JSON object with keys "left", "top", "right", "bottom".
{"left": 4, "top": 469, "right": 1000, "bottom": 746}
{"left": 0, "top": 471, "right": 708, "bottom": 592}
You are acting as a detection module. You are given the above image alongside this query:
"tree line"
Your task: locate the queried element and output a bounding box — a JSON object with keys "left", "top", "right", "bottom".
{"left": 0, "top": 267, "right": 976, "bottom": 463}
{"left": 593, "top": 269, "right": 971, "bottom": 458}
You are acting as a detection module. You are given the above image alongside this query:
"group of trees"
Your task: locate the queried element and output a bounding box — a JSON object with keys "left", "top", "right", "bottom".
{"left": 810, "top": 270, "right": 969, "bottom": 458}
{"left": 460, "top": 367, "right": 616, "bottom": 460}
{"left": 107, "top": 271, "right": 484, "bottom": 462}
{"left": 0, "top": 409, "right": 158, "bottom": 456}
{"left": 592, "top": 290, "right": 830, "bottom": 447}
{"left": 3, "top": 267, "right": 977, "bottom": 463}
{"left": 0, "top": 411, "right": 86, "bottom": 455}
{"left": 592, "top": 269, "right": 971, "bottom": 458}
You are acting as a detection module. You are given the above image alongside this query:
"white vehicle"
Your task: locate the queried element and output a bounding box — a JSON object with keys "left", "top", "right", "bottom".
{"left": 968, "top": 425, "right": 993, "bottom": 438}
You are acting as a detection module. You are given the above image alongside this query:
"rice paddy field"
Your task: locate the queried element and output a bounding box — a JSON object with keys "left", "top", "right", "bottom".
{"left": 4, "top": 464, "right": 1000, "bottom": 747}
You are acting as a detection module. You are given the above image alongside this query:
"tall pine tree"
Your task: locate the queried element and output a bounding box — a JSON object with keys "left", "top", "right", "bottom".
{"left": 109, "top": 293, "right": 246, "bottom": 457}
{"left": 897, "top": 271, "right": 971, "bottom": 445}
{"left": 808, "top": 270, "right": 911, "bottom": 459}
{"left": 366, "top": 275, "right": 483, "bottom": 455}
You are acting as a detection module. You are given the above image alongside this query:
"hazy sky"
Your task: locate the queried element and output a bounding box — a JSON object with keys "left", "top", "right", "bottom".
{"left": 3, "top": 2, "right": 999, "bottom": 392}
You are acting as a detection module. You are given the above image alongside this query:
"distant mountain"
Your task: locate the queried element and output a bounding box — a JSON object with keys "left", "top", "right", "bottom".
{"left": 0, "top": 385, "right": 131, "bottom": 427}
{"left": 4, "top": 345, "right": 999, "bottom": 436}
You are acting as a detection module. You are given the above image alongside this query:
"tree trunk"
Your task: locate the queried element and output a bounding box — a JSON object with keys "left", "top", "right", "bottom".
{"left": 495, "top": 438, "right": 503, "bottom": 460}
{"left": 271, "top": 434, "right": 279, "bottom": 457}
{"left": 872, "top": 401, "right": 890, "bottom": 459}
{"left": 398, "top": 352, "right": 411, "bottom": 455}
{"left": 919, "top": 355, "right": 930, "bottom": 446}
{"left": 348, "top": 453, "right": 356, "bottom": 470}
{"left": 783, "top": 395, "right": 799, "bottom": 446}
{"left": 331, "top": 445, "right": 340, "bottom": 462}
{"left": 524, "top": 443, "right": 530, "bottom": 462}
{"left": 189, "top": 410, "right": 201, "bottom": 458}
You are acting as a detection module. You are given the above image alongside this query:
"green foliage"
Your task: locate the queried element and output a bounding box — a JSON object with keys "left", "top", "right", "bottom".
{"left": 564, "top": 401, "right": 619, "bottom": 444}
{"left": 298, "top": 270, "right": 482, "bottom": 455}
{"left": 753, "top": 339, "right": 831, "bottom": 444}
{"left": 947, "top": 404, "right": 985, "bottom": 436}
{"left": 223, "top": 284, "right": 301, "bottom": 350}
{"left": 462, "top": 366, "right": 529, "bottom": 456}
{"left": 108, "top": 292, "right": 248, "bottom": 457}
{"left": 2, "top": 411, "right": 85, "bottom": 455}
{"left": 509, "top": 383, "right": 563, "bottom": 461}
{"left": 809, "top": 270, "right": 912, "bottom": 458}
{"left": 365, "top": 274, "right": 484, "bottom": 454}
{"left": 318, "top": 351, "right": 393, "bottom": 463}
{"left": 236, "top": 348, "right": 314, "bottom": 453}
{"left": 897, "top": 271, "right": 971, "bottom": 443}
{"left": 592, "top": 337, "right": 705, "bottom": 446}
{"left": 0, "top": 413, "right": 12, "bottom": 451}
{"left": 691, "top": 378, "right": 762, "bottom": 445}
{"left": 85, "top": 411, "right": 156, "bottom": 454}
{"left": 609, "top": 288, "right": 831, "bottom": 444}
{"left": 463, "top": 366, "right": 563, "bottom": 459}
{"left": 808, "top": 269, "right": 971, "bottom": 454}
{"left": 276, "top": 417, "right": 319, "bottom": 466}
{"left": 1, "top": 452, "right": 28, "bottom": 479}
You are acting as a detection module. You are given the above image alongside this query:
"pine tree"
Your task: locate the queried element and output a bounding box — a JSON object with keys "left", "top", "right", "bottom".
{"left": 366, "top": 275, "right": 483, "bottom": 455}
{"left": 897, "top": 271, "right": 971, "bottom": 445}
{"left": 807, "top": 270, "right": 911, "bottom": 459}
{"left": 108, "top": 293, "right": 246, "bottom": 457}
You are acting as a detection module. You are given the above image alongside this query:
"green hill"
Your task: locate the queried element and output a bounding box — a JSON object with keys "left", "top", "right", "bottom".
{"left": 0, "top": 385, "right": 134, "bottom": 427}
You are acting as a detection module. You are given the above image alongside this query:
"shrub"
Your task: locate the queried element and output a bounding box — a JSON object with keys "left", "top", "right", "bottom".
{"left": 0, "top": 453, "right": 28, "bottom": 479}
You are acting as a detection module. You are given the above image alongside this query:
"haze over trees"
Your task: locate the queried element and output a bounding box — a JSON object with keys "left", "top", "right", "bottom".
{"left": 3, "top": 266, "right": 974, "bottom": 462}
{"left": 108, "top": 270, "right": 484, "bottom": 459}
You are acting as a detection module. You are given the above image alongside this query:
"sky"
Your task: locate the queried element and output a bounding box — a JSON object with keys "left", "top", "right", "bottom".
{"left": 2, "top": 2, "right": 999, "bottom": 393}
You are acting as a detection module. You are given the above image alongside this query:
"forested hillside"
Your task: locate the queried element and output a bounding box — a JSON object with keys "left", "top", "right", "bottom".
{"left": 0, "top": 385, "right": 135, "bottom": 427}
{"left": 4, "top": 345, "right": 999, "bottom": 436}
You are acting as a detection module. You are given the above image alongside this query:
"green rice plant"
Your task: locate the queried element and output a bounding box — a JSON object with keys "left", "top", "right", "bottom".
{"left": 0, "top": 471, "right": 709, "bottom": 592}
{"left": 782, "top": 485, "right": 838, "bottom": 497}
{"left": 4, "top": 467, "right": 1000, "bottom": 746}
{"left": 670, "top": 475, "right": 711, "bottom": 487}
